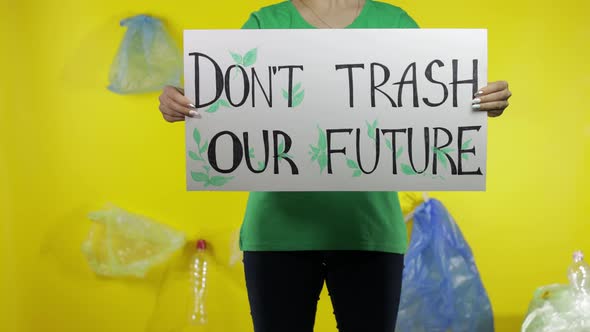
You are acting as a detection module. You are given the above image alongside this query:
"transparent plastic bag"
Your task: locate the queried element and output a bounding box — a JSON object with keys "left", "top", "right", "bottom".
{"left": 228, "top": 228, "right": 242, "bottom": 267}
{"left": 396, "top": 198, "right": 494, "bottom": 332}
{"left": 108, "top": 14, "right": 181, "bottom": 94}
{"left": 81, "top": 205, "right": 186, "bottom": 278}
{"left": 521, "top": 251, "right": 590, "bottom": 332}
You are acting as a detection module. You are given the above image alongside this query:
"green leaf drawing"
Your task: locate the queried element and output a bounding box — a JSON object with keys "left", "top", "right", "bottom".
{"left": 309, "top": 126, "right": 328, "bottom": 173}
{"left": 461, "top": 138, "right": 472, "bottom": 160}
{"left": 346, "top": 158, "right": 361, "bottom": 177}
{"left": 318, "top": 153, "right": 327, "bottom": 173}
{"left": 205, "top": 99, "right": 231, "bottom": 113}
{"left": 346, "top": 158, "right": 358, "bottom": 169}
{"left": 309, "top": 144, "right": 320, "bottom": 162}
{"left": 462, "top": 138, "right": 473, "bottom": 150}
{"left": 292, "top": 90, "right": 305, "bottom": 107}
{"left": 229, "top": 51, "right": 242, "bottom": 64}
{"left": 282, "top": 153, "right": 293, "bottom": 159}
{"left": 243, "top": 48, "right": 258, "bottom": 67}
{"left": 249, "top": 147, "right": 255, "bottom": 158}
{"left": 205, "top": 102, "right": 220, "bottom": 113}
{"left": 441, "top": 147, "right": 454, "bottom": 154}
{"left": 436, "top": 151, "right": 448, "bottom": 169}
{"left": 257, "top": 161, "right": 265, "bottom": 171}
{"left": 191, "top": 172, "right": 208, "bottom": 182}
{"left": 199, "top": 141, "right": 209, "bottom": 154}
{"left": 203, "top": 165, "right": 211, "bottom": 172}
{"left": 278, "top": 141, "right": 285, "bottom": 154}
{"left": 396, "top": 146, "right": 404, "bottom": 159}
{"left": 366, "top": 119, "right": 378, "bottom": 141}
{"left": 317, "top": 126, "right": 327, "bottom": 149}
{"left": 385, "top": 139, "right": 392, "bottom": 151}
{"left": 193, "top": 128, "right": 201, "bottom": 145}
{"left": 401, "top": 163, "right": 416, "bottom": 175}
{"left": 188, "top": 151, "right": 202, "bottom": 161}
{"left": 367, "top": 127, "right": 375, "bottom": 140}
{"left": 282, "top": 83, "right": 304, "bottom": 106}
{"left": 208, "top": 176, "right": 234, "bottom": 187}
{"left": 432, "top": 147, "right": 454, "bottom": 169}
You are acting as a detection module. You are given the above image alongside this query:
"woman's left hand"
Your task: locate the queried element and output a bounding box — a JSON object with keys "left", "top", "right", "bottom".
{"left": 471, "top": 81, "right": 511, "bottom": 117}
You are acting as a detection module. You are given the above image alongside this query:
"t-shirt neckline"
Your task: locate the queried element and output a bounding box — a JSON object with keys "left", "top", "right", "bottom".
{"left": 287, "top": 0, "right": 371, "bottom": 29}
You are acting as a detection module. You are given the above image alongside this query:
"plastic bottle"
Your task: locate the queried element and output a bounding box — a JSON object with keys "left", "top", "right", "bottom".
{"left": 189, "top": 239, "right": 209, "bottom": 325}
{"left": 567, "top": 250, "right": 590, "bottom": 295}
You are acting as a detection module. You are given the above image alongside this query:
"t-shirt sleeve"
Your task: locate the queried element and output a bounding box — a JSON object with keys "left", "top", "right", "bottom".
{"left": 241, "top": 13, "right": 261, "bottom": 29}
{"left": 399, "top": 10, "right": 419, "bottom": 28}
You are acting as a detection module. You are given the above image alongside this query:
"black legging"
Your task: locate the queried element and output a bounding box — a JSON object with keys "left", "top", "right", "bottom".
{"left": 243, "top": 251, "right": 404, "bottom": 332}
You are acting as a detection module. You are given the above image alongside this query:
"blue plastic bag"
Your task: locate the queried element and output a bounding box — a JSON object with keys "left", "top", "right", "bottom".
{"left": 108, "top": 15, "right": 181, "bottom": 94}
{"left": 396, "top": 199, "right": 494, "bottom": 332}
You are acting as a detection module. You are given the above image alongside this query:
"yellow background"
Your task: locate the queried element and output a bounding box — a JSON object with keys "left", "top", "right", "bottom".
{"left": 1, "top": 0, "right": 589, "bottom": 331}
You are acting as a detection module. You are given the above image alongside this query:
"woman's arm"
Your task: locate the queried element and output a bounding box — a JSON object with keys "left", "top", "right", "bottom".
{"left": 158, "top": 12, "right": 262, "bottom": 123}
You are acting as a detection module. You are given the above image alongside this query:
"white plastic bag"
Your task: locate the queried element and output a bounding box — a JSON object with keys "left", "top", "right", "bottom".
{"left": 82, "top": 205, "right": 185, "bottom": 278}
{"left": 522, "top": 251, "right": 590, "bottom": 332}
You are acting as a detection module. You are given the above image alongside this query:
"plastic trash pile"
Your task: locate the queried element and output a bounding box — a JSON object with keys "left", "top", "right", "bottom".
{"left": 521, "top": 250, "right": 590, "bottom": 332}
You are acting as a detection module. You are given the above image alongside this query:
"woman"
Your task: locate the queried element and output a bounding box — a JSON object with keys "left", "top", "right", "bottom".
{"left": 158, "top": 1, "right": 511, "bottom": 331}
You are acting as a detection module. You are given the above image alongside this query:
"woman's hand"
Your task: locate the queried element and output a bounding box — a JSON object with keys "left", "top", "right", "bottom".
{"left": 471, "top": 81, "right": 511, "bottom": 117}
{"left": 158, "top": 85, "right": 198, "bottom": 122}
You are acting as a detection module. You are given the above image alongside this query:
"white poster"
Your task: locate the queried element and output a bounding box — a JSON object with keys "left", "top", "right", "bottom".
{"left": 184, "top": 29, "right": 487, "bottom": 191}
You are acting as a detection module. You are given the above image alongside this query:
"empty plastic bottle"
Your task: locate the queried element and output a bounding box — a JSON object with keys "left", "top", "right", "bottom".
{"left": 568, "top": 250, "right": 590, "bottom": 295}
{"left": 189, "top": 239, "right": 209, "bottom": 325}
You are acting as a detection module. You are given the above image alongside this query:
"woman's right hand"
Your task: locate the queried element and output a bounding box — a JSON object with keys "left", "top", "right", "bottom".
{"left": 158, "top": 85, "right": 198, "bottom": 122}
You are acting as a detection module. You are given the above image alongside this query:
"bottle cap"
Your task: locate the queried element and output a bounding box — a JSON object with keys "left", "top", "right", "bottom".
{"left": 196, "top": 239, "right": 207, "bottom": 250}
{"left": 573, "top": 250, "right": 584, "bottom": 262}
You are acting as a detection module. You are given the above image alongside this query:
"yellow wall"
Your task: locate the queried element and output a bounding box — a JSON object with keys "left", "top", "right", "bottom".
{"left": 1, "top": 0, "right": 589, "bottom": 331}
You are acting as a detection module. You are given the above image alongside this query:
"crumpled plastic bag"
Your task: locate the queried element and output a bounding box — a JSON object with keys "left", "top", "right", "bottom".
{"left": 396, "top": 198, "right": 494, "bottom": 332}
{"left": 81, "top": 205, "right": 185, "bottom": 278}
{"left": 522, "top": 284, "right": 590, "bottom": 332}
{"left": 108, "top": 14, "right": 181, "bottom": 94}
{"left": 521, "top": 250, "right": 590, "bottom": 332}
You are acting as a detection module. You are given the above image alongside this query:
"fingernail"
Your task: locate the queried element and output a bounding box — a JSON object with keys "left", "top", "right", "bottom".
{"left": 474, "top": 90, "right": 484, "bottom": 96}
{"left": 189, "top": 110, "right": 199, "bottom": 117}
{"left": 188, "top": 103, "right": 196, "bottom": 109}
{"left": 472, "top": 104, "right": 481, "bottom": 110}
{"left": 472, "top": 98, "right": 481, "bottom": 104}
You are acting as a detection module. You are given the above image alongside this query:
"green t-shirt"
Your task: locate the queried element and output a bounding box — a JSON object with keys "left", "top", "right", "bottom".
{"left": 239, "top": 0, "right": 419, "bottom": 254}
